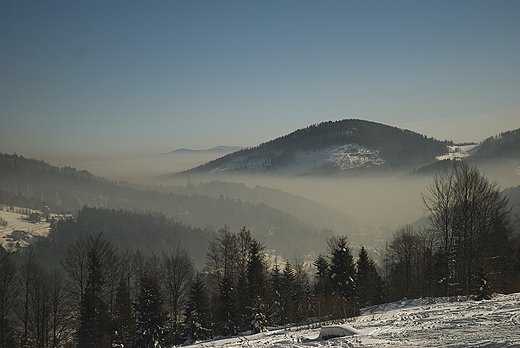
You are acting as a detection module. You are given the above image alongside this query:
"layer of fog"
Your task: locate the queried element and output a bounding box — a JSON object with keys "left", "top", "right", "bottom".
{"left": 49, "top": 151, "right": 519, "bottom": 246}
{"left": 45, "top": 152, "right": 229, "bottom": 183}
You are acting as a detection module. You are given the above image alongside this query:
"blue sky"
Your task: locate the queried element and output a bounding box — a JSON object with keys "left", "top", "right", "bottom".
{"left": 2, "top": 0, "right": 520, "bottom": 159}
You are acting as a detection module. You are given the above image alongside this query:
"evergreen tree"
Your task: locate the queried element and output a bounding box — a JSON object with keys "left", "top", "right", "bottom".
{"left": 313, "top": 253, "right": 331, "bottom": 296}
{"left": 328, "top": 236, "right": 358, "bottom": 318}
{"left": 113, "top": 277, "right": 135, "bottom": 348}
{"left": 313, "top": 253, "right": 331, "bottom": 320}
{"left": 246, "top": 240, "right": 267, "bottom": 333}
{"left": 217, "top": 275, "right": 237, "bottom": 336}
{"left": 135, "top": 274, "right": 166, "bottom": 348}
{"left": 292, "top": 259, "right": 312, "bottom": 323}
{"left": 78, "top": 249, "right": 111, "bottom": 348}
{"left": 281, "top": 261, "right": 296, "bottom": 324}
{"left": 184, "top": 273, "right": 211, "bottom": 342}
{"left": 329, "top": 236, "right": 356, "bottom": 301}
{"left": 356, "top": 247, "right": 384, "bottom": 307}
{"left": 268, "top": 262, "right": 283, "bottom": 326}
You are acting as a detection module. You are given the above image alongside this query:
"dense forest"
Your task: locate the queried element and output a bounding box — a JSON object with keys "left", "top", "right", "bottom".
{"left": 1, "top": 161, "right": 519, "bottom": 347}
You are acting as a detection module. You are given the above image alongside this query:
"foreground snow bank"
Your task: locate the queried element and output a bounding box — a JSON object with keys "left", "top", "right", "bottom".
{"left": 320, "top": 324, "right": 360, "bottom": 340}
{"left": 186, "top": 292, "right": 520, "bottom": 347}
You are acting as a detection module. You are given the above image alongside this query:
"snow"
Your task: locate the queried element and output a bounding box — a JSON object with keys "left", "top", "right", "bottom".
{"left": 320, "top": 324, "right": 360, "bottom": 339}
{"left": 436, "top": 144, "right": 479, "bottom": 161}
{"left": 184, "top": 292, "right": 520, "bottom": 347}
{"left": 0, "top": 206, "right": 51, "bottom": 251}
{"left": 209, "top": 144, "right": 386, "bottom": 175}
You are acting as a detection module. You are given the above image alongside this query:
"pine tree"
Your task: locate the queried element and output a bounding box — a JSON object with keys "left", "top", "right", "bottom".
{"left": 313, "top": 253, "right": 331, "bottom": 320}
{"left": 328, "top": 236, "right": 358, "bottom": 318}
{"left": 329, "top": 236, "right": 356, "bottom": 301}
{"left": 113, "top": 277, "right": 135, "bottom": 348}
{"left": 281, "top": 261, "right": 296, "bottom": 324}
{"left": 268, "top": 262, "right": 283, "bottom": 326}
{"left": 246, "top": 240, "right": 267, "bottom": 333}
{"left": 78, "top": 249, "right": 111, "bottom": 348}
{"left": 313, "top": 253, "right": 331, "bottom": 296}
{"left": 217, "top": 275, "right": 237, "bottom": 336}
{"left": 356, "top": 247, "right": 384, "bottom": 307}
{"left": 184, "top": 273, "right": 211, "bottom": 343}
{"left": 135, "top": 274, "right": 166, "bottom": 348}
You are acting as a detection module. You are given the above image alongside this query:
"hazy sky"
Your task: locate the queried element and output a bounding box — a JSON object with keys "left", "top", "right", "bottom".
{"left": 2, "top": 0, "right": 520, "bottom": 160}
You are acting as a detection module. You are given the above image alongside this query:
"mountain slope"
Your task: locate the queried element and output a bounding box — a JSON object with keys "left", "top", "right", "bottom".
{"left": 412, "top": 128, "right": 520, "bottom": 180}
{"left": 160, "top": 180, "right": 359, "bottom": 236}
{"left": 176, "top": 119, "right": 448, "bottom": 176}
{"left": 471, "top": 128, "right": 520, "bottom": 162}
{"left": 0, "top": 154, "right": 334, "bottom": 261}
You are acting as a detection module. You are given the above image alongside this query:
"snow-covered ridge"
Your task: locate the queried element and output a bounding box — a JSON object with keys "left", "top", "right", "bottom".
{"left": 186, "top": 292, "right": 520, "bottom": 347}
{"left": 209, "top": 144, "right": 386, "bottom": 175}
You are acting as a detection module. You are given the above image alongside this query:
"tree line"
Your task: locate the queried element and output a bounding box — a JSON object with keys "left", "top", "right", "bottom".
{"left": 1, "top": 162, "right": 519, "bottom": 347}
{"left": 380, "top": 162, "right": 520, "bottom": 301}
{"left": 0, "top": 227, "right": 383, "bottom": 348}
{"left": 0, "top": 223, "right": 386, "bottom": 347}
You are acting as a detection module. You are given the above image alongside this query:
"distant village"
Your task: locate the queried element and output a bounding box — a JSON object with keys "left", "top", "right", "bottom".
{"left": 0, "top": 204, "right": 71, "bottom": 249}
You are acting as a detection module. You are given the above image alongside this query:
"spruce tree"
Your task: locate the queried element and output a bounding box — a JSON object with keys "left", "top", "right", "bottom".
{"left": 78, "top": 249, "right": 111, "bottom": 348}
{"left": 268, "top": 263, "right": 283, "bottom": 326}
{"left": 329, "top": 236, "right": 356, "bottom": 301}
{"left": 184, "top": 273, "right": 211, "bottom": 342}
{"left": 135, "top": 274, "right": 166, "bottom": 348}
{"left": 113, "top": 277, "right": 135, "bottom": 348}
{"left": 281, "top": 261, "right": 296, "bottom": 324}
{"left": 246, "top": 240, "right": 267, "bottom": 333}
{"left": 217, "top": 275, "right": 237, "bottom": 336}
{"left": 313, "top": 253, "right": 331, "bottom": 297}
{"left": 356, "top": 247, "right": 384, "bottom": 307}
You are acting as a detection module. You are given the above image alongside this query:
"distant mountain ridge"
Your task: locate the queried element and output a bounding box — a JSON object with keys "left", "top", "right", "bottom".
{"left": 169, "top": 146, "right": 244, "bottom": 154}
{"left": 413, "top": 127, "right": 520, "bottom": 176}
{"left": 174, "top": 119, "right": 448, "bottom": 177}
{"left": 471, "top": 128, "right": 520, "bottom": 162}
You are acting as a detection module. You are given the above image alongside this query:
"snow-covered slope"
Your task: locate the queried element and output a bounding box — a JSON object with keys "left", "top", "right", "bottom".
{"left": 175, "top": 120, "right": 448, "bottom": 177}
{"left": 0, "top": 207, "right": 51, "bottom": 252}
{"left": 186, "top": 292, "right": 520, "bottom": 347}
{"left": 209, "top": 144, "right": 387, "bottom": 176}
{"left": 436, "top": 144, "right": 479, "bottom": 161}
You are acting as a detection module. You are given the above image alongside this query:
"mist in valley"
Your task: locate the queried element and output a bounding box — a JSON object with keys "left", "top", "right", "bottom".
{"left": 57, "top": 149, "right": 519, "bottom": 255}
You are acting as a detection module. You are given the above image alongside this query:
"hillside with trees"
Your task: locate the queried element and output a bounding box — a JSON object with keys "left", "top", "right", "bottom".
{"left": 0, "top": 154, "right": 338, "bottom": 263}
{"left": 174, "top": 119, "right": 448, "bottom": 176}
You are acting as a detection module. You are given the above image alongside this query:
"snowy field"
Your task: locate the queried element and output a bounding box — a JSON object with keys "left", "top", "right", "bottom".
{"left": 436, "top": 144, "right": 479, "bottom": 161}
{"left": 186, "top": 293, "right": 520, "bottom": 347}
{"left": 0, "top": 207, "right": 51, "bottom": 251}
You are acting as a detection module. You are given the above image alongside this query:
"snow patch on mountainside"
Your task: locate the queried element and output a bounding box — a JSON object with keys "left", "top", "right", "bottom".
{"left": 209, "top": 144, "right": 386, "bottom": 175}
{"left": 436, "top": 144, "right": 479, "bottom": 161}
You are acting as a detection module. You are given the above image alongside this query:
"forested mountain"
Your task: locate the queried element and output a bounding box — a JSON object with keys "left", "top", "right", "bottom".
{"left": 172, "top": 119, "right": 448, "bottom": 177}
{"left": 412, "top": 128, "right": 520, "bottom": 177}
{"left": 0, "top": 154, "right": 334, "bottom": 262}
{"left": 471, "top": 128, "right": 520, "bottom": 162}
